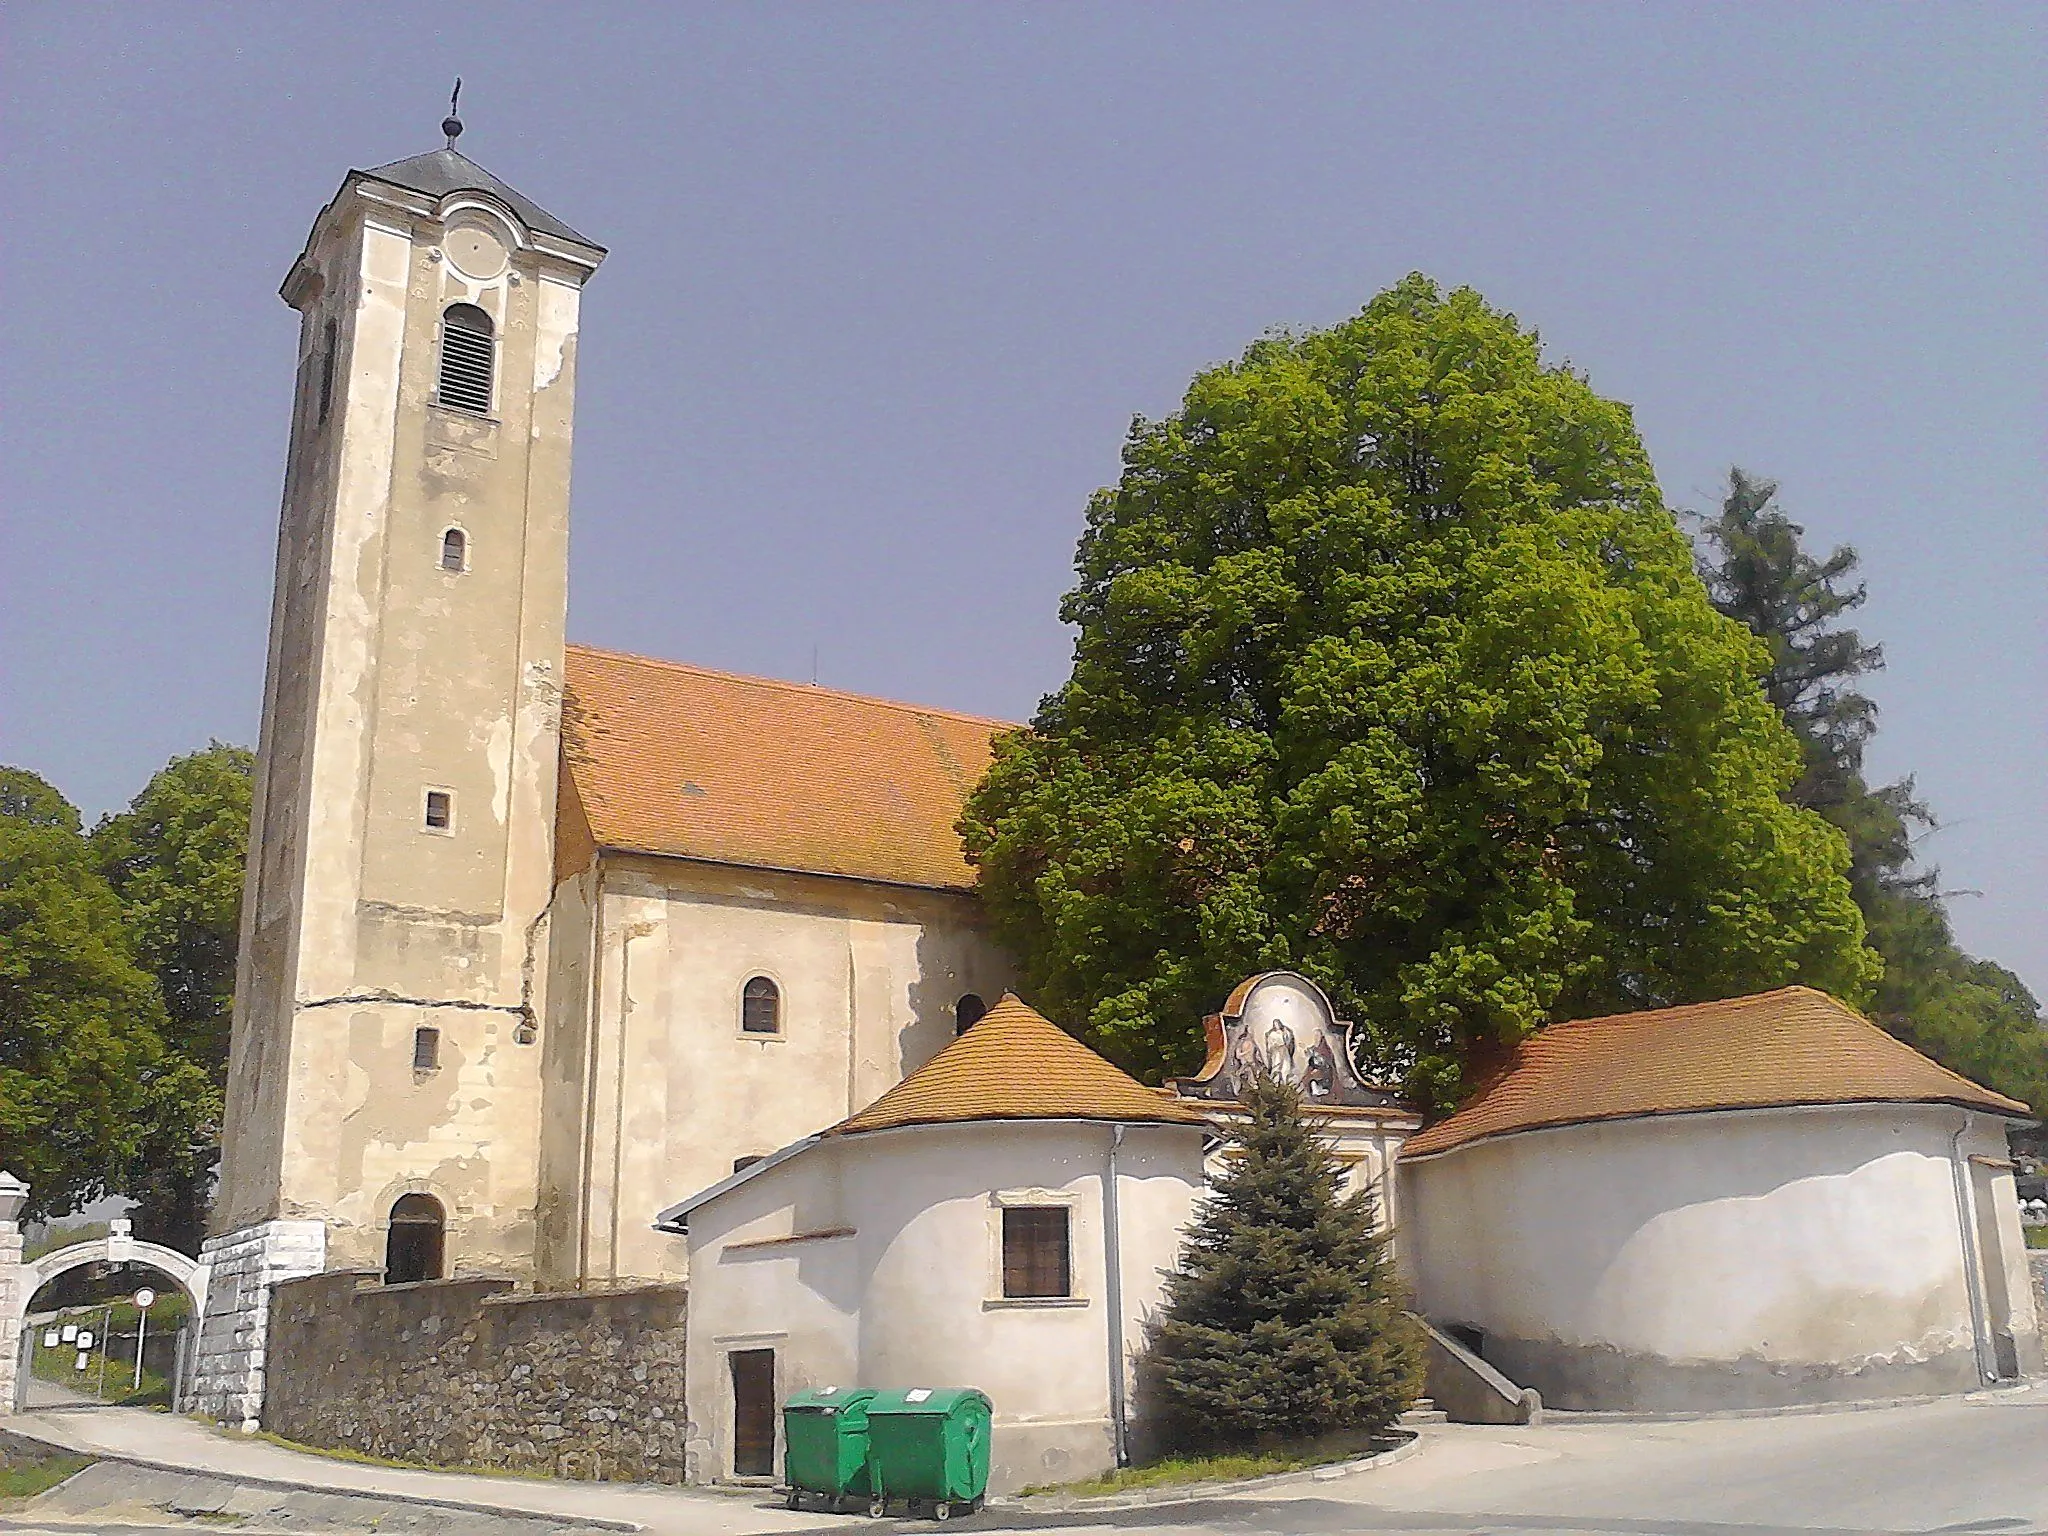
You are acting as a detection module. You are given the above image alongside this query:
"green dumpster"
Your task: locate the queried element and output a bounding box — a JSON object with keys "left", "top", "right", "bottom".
{"left": 781, "top": 1387, "right": 878, "bottom": 1511}
{"left": 863, "top": 1387, "right": 993, "bottom": 1519}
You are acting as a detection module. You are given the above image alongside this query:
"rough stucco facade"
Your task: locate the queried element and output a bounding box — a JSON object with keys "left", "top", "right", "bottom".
{"left": 1401, "top": 1104, "right": 2044, "bottom": 1410}
{"left": 680, "top": 1120, "right": 1204, "bottom": 1493}
{"left": 535, "top": 856, "right": 1011, "bottom": 1287}
{"left": 198, "top": 142, "right": 1015, "bottom": 1425}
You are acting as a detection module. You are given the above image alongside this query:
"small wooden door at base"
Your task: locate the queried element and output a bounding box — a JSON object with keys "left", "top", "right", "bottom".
{"left": 731, "top": 1348, "right": 776, "bottom": 1476}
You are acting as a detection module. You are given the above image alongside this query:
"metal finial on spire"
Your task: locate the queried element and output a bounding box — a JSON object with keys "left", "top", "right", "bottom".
{"left": 442, "top": 78, "right": 464, "bottom": 147}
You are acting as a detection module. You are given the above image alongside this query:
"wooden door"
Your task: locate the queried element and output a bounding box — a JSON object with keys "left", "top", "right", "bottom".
{"left": 730, "top": 1348, "right": 776, "bottom": 1476}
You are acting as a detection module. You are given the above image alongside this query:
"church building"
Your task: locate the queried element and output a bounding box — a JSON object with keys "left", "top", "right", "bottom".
{"left": 192, "top": 134, "right": 1013, "bottom": 1424}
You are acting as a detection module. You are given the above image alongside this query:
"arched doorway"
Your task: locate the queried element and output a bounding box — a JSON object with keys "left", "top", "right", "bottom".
{"left": 5, "top": 1219, "right": 208, "bottom": 1413}
{"left": 384, "top": 1194, "right": 445, "bottom": 1285}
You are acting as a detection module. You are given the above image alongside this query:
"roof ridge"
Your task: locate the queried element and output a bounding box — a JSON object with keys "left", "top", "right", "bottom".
{"left": 564, "top": 641, "right": 1024, "bottom": 731}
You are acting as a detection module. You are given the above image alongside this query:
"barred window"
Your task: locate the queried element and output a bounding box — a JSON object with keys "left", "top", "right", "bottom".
{"left": 424, "top": 790, "right": 453, "bottom": 830}
{"left": 1001, "top": 1206, "right": 1071, "bottom": 1299}
{"left": 440, "top": 528, "right": 467, "bottom": 571}
{"left": 436, "top": 303, "right": 495, "bottom": 415}
{"left": 412, "top": 1026, "right": 440, "bottom": 1073}
{"left": 741, "top": 976, "right": 781, "bottom": 1035}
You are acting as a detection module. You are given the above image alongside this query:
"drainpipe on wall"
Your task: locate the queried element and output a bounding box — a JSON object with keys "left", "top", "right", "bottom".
{"left": 1103, "top": 1123, "right": 1129, "bottom": 1468}
{"left": 1948, "top": 1111, "right": 1994, "bottom": 1383}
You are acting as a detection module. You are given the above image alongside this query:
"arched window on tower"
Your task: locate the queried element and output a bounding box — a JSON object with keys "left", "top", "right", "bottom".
{"left": 954, "top": 994, "right": 988, "bottom": 1036}
{"left": 440, "top": 528, "right": 467, "bottom": 572}
{"left": 385, "top": 1193, "right": 445, "bottom": 1284}
{"left": 436, "top": 303, "right": 495, "bottom": 415}
{"left": 741, "top": 976, "right": 781, "bottom": 1035}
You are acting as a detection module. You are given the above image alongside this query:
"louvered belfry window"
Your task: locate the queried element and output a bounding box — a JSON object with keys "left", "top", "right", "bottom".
{"left": 1002, "top": 1206, "right": 1072, "bottom": 1298}
{"left": 437, "top": 303, "right": 495, "bottom": 415}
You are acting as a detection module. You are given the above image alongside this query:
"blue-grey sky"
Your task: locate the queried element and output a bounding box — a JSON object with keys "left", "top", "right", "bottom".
{"left": 3, "top": 4, "right": 2041, "bottom": 993}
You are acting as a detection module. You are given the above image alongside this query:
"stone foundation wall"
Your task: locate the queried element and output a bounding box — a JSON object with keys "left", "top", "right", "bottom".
{"left": 263, "top": 1273, "right": 689, "bottom": 1482}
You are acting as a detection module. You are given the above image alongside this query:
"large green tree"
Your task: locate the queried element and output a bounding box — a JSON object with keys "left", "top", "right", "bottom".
{"left": 89, "top": 743, "right": 253, "bottom": 1247}
{"left": 963, "top": 277, "right": 1878, "bottom": 1107}
{"left": 1696, "top": 472, "right": 2047, "bottom": 1114}
{"left": 0, "top": 769, "right": 217, "bottom": 1225}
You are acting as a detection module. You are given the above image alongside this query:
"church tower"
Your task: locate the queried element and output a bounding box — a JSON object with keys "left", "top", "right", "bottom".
{"left": 194, "top": 121, "right": 604, "bottom": 1425}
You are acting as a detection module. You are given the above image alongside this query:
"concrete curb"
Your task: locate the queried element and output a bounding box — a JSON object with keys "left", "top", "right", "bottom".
{"left": 0, "top": 1418, "right": 647, "bottom": 1531}
{"left": 1539, "top": 1377, "right": 2045, "bottom": 1427}
{"left": 992, "top": 1430, "right": 1424, "bottom": 1513}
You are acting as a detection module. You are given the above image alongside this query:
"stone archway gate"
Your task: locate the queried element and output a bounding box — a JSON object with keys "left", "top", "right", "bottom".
{"left": 0, "top": 1172, "right": 210, "bottom": 1412}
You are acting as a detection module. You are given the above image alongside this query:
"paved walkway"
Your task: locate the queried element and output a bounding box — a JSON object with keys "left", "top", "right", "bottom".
{"left": 5, "top": 1406, "right": 846, "bottom": 1536}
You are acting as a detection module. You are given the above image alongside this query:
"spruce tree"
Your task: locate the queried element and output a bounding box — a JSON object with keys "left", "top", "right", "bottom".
{"left": 1142, "top": 1077, "right": 1421, "bottom": 1455}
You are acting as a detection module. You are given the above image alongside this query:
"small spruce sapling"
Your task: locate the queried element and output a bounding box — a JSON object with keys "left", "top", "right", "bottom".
{"left": 1141, "top": 1076, "right": 1421, "bottom": 1455}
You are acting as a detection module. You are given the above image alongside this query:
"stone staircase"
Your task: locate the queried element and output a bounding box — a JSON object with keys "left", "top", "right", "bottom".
{"left": 1399, "top": 1396, "right": 1448, "bottom": 1426}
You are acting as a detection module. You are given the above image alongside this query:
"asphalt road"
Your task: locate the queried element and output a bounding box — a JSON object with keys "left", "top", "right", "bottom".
{"left": 6, "top": 1384, "right": 2044, "bottom": 1536}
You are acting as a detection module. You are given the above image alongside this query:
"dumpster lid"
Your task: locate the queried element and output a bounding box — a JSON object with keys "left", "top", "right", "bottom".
{"left": 865, "top": 1387, "right": 992, "bottom": 1415}
{"left": 785, "top": 1386, "right": 876, "bottom": 1411}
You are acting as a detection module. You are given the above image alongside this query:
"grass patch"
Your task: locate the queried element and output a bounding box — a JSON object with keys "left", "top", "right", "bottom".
{"left": 2026, "top": 1224, "right": 2048, "bottom": 1250}
{"left": 1016, "top": 1434, "right": 1395, "bottom": 1498}
{"left": 0, "top": 1449, "right": 95, "bottom": 1500}
{"left": 236, "top": 1428, "right": 555, "bottom": 1482}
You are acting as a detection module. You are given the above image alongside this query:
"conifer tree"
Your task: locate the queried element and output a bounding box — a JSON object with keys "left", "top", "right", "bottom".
{"left": 1142, "top": 1077, "right": 1421, "bottom": 1454}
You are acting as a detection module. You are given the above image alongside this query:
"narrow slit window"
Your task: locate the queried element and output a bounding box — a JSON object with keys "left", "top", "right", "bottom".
{"left": 316, "top": 318, "right": 338, "bottom": 425}
{"left": 440, "top": 528, "right": 467, "bottom": 571}
{"left": 412, "top": 1026, "right": 441, "bottom": 1073}
{"left": 1001, "top": 1206, "right": 1072, "bottom": 1299}
{"left": 741, "top": 976, "right": 781, "bottom": 1035}
{"left": 436, "top": 302, "right": 495, "bottom": 415}
{"left": 955, "top": 993, "right": 987, "bottom": 1035}
{"left": 424, "top": 790, "right": 453, "bottom": 830}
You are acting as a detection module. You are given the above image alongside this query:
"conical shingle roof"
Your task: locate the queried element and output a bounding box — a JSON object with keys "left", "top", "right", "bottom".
{"left": 834, "top": 995, "right": 1209, "bottom": 1136}
{"left": 1401, "top": 986, "right": 2031, "bottom": 1160}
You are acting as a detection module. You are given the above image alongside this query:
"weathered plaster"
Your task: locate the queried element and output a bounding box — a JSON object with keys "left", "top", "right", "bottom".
{"left": 212, "top": 173, "right": 601, "bottom": 1290}
{"left": 1400, "top": 1104, "right": 2042, "bottom": 1411}
{"left": 534, "top": 855, "right": 1013, "bottom": 1288}
{"left": 681, "top": 1120, "right": 1204, "bottom": 1491}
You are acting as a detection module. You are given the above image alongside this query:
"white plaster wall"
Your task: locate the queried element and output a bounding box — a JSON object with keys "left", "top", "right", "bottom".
{"left": 548, "top": 857, "right": 1013, "bottom": 1287}
{"left": 1401, "top": 1105, "right": 2033, "bottom": 1379}
{"left": 683, "top": 1120, "right": 1204, "bottom": 1492}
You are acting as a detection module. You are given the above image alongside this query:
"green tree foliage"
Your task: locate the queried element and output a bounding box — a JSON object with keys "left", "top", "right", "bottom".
{"left": 964, "top": 277, "right": 1878, "bottom": 1106}
{"left": 91, "top": 743, "right": 253, "bottom": 1076}
{"left": 1696, "top": 472, "right": 2047, "bottom": 1113}
{"left": 88, "top": 744, "right": 252, "bottom": 1250}
{"left": 1141, "top": 1077, "right": 1420, "bottom": 1454}
{"left": 0, "top": 769, "right": 216, "bottom": 1225}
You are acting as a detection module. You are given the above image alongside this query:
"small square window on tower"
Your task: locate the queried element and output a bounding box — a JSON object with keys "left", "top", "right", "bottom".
{"left": 423, "top": 789, "right": 454, "bottom": 832}
{"left": 412, "top": 1026, "right": 441, "bottom": 1073}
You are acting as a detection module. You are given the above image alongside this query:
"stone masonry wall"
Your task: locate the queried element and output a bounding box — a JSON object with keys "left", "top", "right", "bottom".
{"left": 263, "top": 1273, "right": 689, "bottom": 1482}
{"left": 188, "top": 1220, "right": 326, "bottom": 1428}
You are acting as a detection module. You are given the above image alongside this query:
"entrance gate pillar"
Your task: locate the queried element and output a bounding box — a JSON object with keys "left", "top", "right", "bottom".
{"left": 0, "top": 1172, "right": 27, "bottom": 1415}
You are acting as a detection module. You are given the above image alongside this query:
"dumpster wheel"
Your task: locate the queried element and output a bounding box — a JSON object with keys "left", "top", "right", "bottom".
{"left": 785, "top": 1490, "right": 802, "bottom": 1511}
{"left": 869, "top": 1495, "right": 888, "bottom": 1519}
{"left": 934, "top": 1503, "right": 952, "bottom": 1520}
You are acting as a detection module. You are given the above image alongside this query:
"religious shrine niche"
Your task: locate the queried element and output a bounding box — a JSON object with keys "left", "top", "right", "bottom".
{"left": 1171, "top": 971, "right": 1407, "bottom": 1109}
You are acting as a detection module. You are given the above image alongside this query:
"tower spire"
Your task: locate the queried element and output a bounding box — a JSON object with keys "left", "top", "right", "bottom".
{"left": 442, "top": 77, "right": 464, "bottom": 148}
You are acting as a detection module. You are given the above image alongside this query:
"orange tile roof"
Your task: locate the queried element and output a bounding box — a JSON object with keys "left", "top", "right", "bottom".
{"left": 834, "top": 994, "right": 1212, "bottom": 1136}
{"left": 1400, "top": 986, "right": 2031, "bottom": 1160}
{"left": 559, "top": 643, "right": 1016, "bottom": 890}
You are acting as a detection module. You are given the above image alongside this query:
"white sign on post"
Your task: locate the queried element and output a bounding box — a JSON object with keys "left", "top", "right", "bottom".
{"left": 76, "top": 1331, "right": 95, "bottom": 1351}
{"left": 42, "top": 1330, "right": 60, "bottom": 1349}
{"left": 133, "top": 1288, "right": 156, "bottom": 1310}
{"left": 74, "top": 1351, "right": 90, "bottom": 1372}
{"left": 60, "top": 1324, "right": 77, "bottom": 1343}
